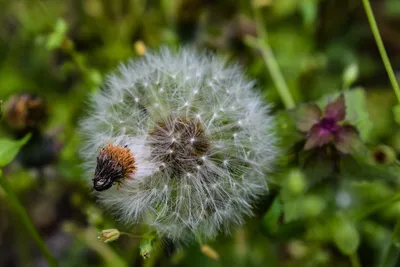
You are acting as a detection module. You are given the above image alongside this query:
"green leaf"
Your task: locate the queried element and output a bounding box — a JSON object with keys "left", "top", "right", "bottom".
{"left": 282, "top": 195, "right": 325, "bottom": 223}
{"left": 345, "top": 88, "right": 372, "bottom": 141}
{"left": 0, "top": 134, "right": 31, "bottom": 167}
{"left": 392, "top": 220, "right": 400, "bottom": 247}
{"left": 262, "top": 197, "right": 282, "bottom": 233}
{"left": 333, "top": 213, "right": 360, "bottom": 255}
{"left": 46, "top": 19, "right": 68, "bottom": 50}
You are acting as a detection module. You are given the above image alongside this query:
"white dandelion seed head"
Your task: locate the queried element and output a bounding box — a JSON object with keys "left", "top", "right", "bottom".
{"left": 79, "top": 47, "right": 278, "bottom": 243}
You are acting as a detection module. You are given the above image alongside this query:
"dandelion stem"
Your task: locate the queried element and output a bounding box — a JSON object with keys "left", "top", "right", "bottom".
{"left": 0, "top": 171, "right": 58, "bottom": 267}
{"left": 249, "top": 5, "right": 295, "bottom": 109}
{"left": 361, "top": 0, "right": 400, "bottom": 103}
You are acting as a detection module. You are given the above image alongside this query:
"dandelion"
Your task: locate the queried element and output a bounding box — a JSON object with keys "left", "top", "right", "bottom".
{"left": 80, "top": 47, "right": 277, "bottom": 243}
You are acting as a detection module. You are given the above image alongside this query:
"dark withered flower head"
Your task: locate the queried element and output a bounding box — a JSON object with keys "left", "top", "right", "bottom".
{"left": 94, "top": 142, "right": 136, "bottom": 191}
{"left": 295, "top": 94, "right": 360, "bottom": 153}
{"left": 4, "top": 93, "right": 48, "bottom": 132}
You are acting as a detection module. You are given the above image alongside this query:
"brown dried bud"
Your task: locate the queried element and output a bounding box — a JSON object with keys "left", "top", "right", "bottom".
{"left": 93, "top": 142, "right": 136, "bottom": 191}
{"left": 4, "top": 93, "right": 47, "bottom": 132}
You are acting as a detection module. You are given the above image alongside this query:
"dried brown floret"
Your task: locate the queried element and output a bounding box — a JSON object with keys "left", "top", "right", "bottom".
{"left": 93, "top": 142, "right": 136, "bottom": 191}
{"left": 4, "top": 93, "right": 47, "bottom": 131}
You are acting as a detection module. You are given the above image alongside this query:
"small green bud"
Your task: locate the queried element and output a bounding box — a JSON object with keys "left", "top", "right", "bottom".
{"left": 343, "top": 63, "right": 359, "bottom": 88}
{"left": 98, "top": 229, "right": 120, "bottom": 243}
{"left": 286, "top": 169, "right": 306, "bottom": 196}
{"left": 371, "top": 145, "right": 396, "bottom": 165}
{"left": 140, "top": 236, "right": 156, "bottom": 259}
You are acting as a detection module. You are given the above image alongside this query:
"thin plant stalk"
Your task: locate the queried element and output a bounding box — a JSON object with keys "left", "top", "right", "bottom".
{"left": 250, "top": 5, "right": 295, "bottom": 109}
{"left": 362, "top": 1, "right": 400, "bottom": 264}
{"left": 0, "top": 172, "right": 58, "bottom": 267}
{"left": 361, "top": 0, "right": 400, "bottom": 103}
{"left": 350, "top": 253, "right": 362, "bottom": 267}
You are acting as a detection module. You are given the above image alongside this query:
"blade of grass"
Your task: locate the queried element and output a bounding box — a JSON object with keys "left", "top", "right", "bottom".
{"left": 247, "top": 4, "right": 296, "bottom": 109}
{"left": 361, "top": 0, "right": 400, "bottom": 103}
{"left": 362, "top": 2, "right": 400, "bottom": 264}
{"left": 0, "top": 170, "right": 58, "bottom": 267}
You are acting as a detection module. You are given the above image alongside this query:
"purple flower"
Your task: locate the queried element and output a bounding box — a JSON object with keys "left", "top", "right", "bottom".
{"left": 295, "top": 94, "right": 359, "bottom": 153}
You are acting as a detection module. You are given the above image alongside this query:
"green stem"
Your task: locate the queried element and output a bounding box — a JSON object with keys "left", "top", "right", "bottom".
{"left": 0, "top": 172, "right": 58, "bottom": 267}
{"left": 120, "top": 232, "right": 142, "bottom": 238}
{"left": 379, "top": 220, "right": 400, "bottom": 267}
{"left": 361, "top": 0, "right": 400, "bottom": 103}
{"left": 350, "top": 252, "right": 362, "bottom": 267}
{"left": 63, "top": 223, "right": 127, "bottom": 267}
{"left": 353, "top": 193, "right": 400, "bottom": 221}
{"left": 249, "top": 5, "right": 295, "bottom": 109}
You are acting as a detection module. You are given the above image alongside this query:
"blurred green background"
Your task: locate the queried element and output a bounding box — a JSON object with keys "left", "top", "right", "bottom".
{"left": 1, "top": 0, "right": 400, "bottom": 266}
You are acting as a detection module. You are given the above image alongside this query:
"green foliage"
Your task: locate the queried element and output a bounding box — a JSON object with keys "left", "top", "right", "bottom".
{"left": 345, "top": 88, "right": 373, "bottom": 141}
{"left": 0, "top": 134, "right": 31, "bottom": 167}
{"left": 262, "top": 197, "right": 281, "bottom": 233}
{"left": 45, "top": 19, "right": 68, "bottom": 50}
